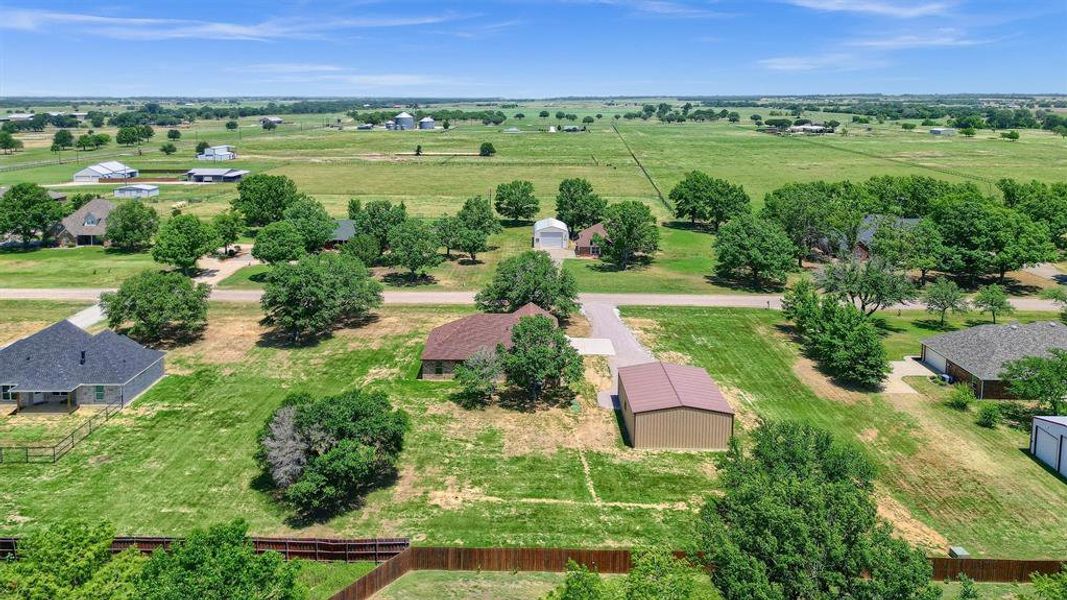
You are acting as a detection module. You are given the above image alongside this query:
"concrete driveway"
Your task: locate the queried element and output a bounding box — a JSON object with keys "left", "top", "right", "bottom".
{"left": 883, "top": 357, "right": 936, "bottom": 394}
{"left": 581, "top": 301, "right": 655, "bottom": 408}
{"left": 568, "top": 337, "right": 616, "bottom": 356}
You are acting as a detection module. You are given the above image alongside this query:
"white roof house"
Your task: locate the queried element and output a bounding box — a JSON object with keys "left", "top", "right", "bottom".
{"left": 418, "top": 116, "right": 435, "bottom": 130}
{"left": 185, "top": 168, "right": 250, "bottom": 182}
{"left": 930, "top": 127, "right": 956, "bottom": 136}
{"left": 114, "top": 184, "right": 159, "bottom": 198}
{"left": 533, "top": 218, "right": 569, "bottom": 249}
{"left": 394, "top": 112, "right": 415, "bottom": 130}
{"left": 72, "top": 161, "right": 138, "bottom": 182}
{"left": 197, "top": 145, "right": 237, "bottom": 161}
{"left": 260, "top": 116, "right": 284, "bottom": 125}
{"left": 0, "top": 113, "right": 34, "bottom": 122}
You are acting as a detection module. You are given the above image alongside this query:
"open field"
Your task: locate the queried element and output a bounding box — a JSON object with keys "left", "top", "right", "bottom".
{"left": 0, "top": 302, "right": 716, "bottom": 549}
{"left": 0, "top": 299, "right": 91, "bottom": 343}
{"left": 0, "top": 246, "right": 156, "bottom": 288}
{"left": 621, "top": 306, "right": 1067, "bottom": 558}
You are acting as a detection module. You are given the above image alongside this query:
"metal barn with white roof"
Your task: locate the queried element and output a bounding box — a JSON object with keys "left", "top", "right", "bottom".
{"left": 72, "top": 161, "right": 138, "bottom": 183}
{"left": 533, "top": 218, "right": 569, "bottom": 249}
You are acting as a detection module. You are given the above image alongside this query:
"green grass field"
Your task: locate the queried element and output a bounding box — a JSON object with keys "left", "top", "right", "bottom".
{"left": 621, "top": 306, "right": 1067, "bottom": 558}
{"left": 0, "top": 302, "right": 715, "bottom": 549}
{"left": 0, "top": 246, "right": 156, "bottom": 288}
{"left": 297, "top": 560, "right": 376, "bottom": 600}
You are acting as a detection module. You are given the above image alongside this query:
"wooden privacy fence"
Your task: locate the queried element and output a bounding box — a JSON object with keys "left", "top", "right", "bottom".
{"left": 330, "top": 547, "right": 1067, "bottom": 600}
{"left": 0, "top": 400, "right": 125, "bottom": 465}
{"left": 0, "top": 536, "right": 409, "bottom": 563}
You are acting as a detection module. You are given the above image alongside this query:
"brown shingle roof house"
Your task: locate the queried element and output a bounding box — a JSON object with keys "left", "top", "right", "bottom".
{"left": 420, "top": 303, "right": 557, "bottom": 379}
{"left": 53, "top": 198, "right": 114, "bottom": 247}
{"left": 617, "top": 362, "right": 734, "bottom": 449}
{"left": 575, "top": 222, "right": 607, "bottom": 257}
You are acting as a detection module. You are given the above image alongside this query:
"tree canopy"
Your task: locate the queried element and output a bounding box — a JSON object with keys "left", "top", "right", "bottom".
{"left": 387, "top": 220, "right": 443, "bottom": 277}
{"left": 101, "top": 271, "right": 210, "bottom": 343}
{"left": 713, "top": 214, "right": 795, "bottom": 288}
{"left": 231, "top": 174, "right": 301, "bottom": 226}
{"left": 475, "top": 250, "right": 579, "bottom": 317}
{"left": 697, "top": 420, "right": 938, "bottom": 600}
{"left": 494, "top": 180, "right": 539, "bottom": 222}
{"left": 668, "top": 171, "right": 750, "bottom": 231}
{"left": 0, "top": 183, "right": 63, "bottom": 246}
{"left": 252, "top": 221, "right": 306, "bottom": 265}
{"left": 501, "top": 315, "right": 583, "bottom": 402}
{"left": 281, "top": 196, "right": 334, "bottom": 252}
{"left": 556, "top": 178, "right": 607, "bottom": 233}
{"left": 105, "top": 200, "right": 159, "bottom": 251}
{"left": 598, "top": 200, "right": 659, "bottom": 270}
{"left": 151, "top": 214, "right": 219, "bottom": 273}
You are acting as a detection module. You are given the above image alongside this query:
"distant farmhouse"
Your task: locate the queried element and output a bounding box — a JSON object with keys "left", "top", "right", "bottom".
{"left": 260, "top": 116, "right": 284, "bottom": 126}
{"left": 0, "top": 320, "right": 164, "bottom": 410}
{"left": 197, "top": 144, "right": 237, "bottom": 161}
{"left": 787, "top": 123, "right": 834, "bottom": 134}
{"left": 575, "top": 222, "right": 607, "bottom": 257}
{"left": 929, "top": 127, "right": 956, "bottom": 136}
{"left": 114, "top": 184, "right": 159, "bottom": 199}
{"left": 327, "top": 219, "right": 356, "bottom": 248}
{"left": 421, "top": 304, "right": 555, "bottom": 379}
{"left": 72, "top": 161, "right": 137, "bottom": 183}
{"left": 533, "top": 218, "right": 569, "bottom": 250}
{"left": 0, "top": 186, "right": 65, "bottom": 202}
{"left": 921, "top": 321, "right": 1067, "bottom": 399}
{"left": 53, "top": 198, "right": 114, "bottom": 246}
{"left": 0, "top": 113, "right": 34, "bottom": 123}
{"left": 184, "top": 167, "right": 249, "bottom": 183}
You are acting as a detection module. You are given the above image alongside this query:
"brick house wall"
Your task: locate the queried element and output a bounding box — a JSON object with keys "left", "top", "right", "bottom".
{"left": 420, "top": 360, "right": 461, "bottom": 380}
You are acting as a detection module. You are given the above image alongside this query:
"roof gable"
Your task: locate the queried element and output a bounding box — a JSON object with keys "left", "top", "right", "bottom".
{"left": 923, "top": 321, "right": 1067, "bottom": 380}
{"left": 422, "top": 304, "right": 556, "bottom": 361}
{"left": 575, "top": 222, "right": 607, "bottom": 247}
{"left": 619, "top": 362, "right": 733, "bottom": 414}
{"left": 58, "top": 198, "right": 114, "bottom": 237}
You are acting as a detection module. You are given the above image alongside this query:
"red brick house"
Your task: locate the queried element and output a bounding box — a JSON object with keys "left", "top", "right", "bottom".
{"left": 420, "top": 304, "right": 557, "bottom": 379}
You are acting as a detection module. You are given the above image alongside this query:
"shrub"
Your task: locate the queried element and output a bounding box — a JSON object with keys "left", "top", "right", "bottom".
{"left": 260, "top": 389, "right": 409, "bottom": 516}
{"left": 479, "top": 141, "right": 496, "bottom": 156}
{"left": 341, "top": 233, "right": 380, "bottom": 266}
{"left": 976, "top": 403, "right": 1001, "bottom": 428}
{"left": 945, "top": 385, "right": 976, "bottom": 411}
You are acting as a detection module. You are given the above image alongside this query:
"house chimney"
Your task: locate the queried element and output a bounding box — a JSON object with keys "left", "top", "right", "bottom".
{"left": 80, "top": 350, "right": 86, "bottom": 365}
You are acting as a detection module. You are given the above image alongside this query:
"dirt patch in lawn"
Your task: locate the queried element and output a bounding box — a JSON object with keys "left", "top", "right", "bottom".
{"left": 0, "top": 321, "right": 62, "bottom": 347}
{"left": 565, "top": 313, "right": 593, "bottom": 338}
{"left": 337, "top": 311, "right": 458, "bottom": 349}
{"left": 876, "top": 488, "right": 948, "bottom": 552}
{"left": 717, "top": 385, "right": 761, "bottom": 433}
{"left": 175, "top": 316, "right": 263, "bottom": 365}
{"left": 792, "top": 357, "right": 867, "bottom": 405}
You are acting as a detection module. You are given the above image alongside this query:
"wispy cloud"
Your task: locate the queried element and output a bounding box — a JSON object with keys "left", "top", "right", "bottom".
{"left": 784, "top": 0, "right": 951, "bottom": 18}
{"left": 445, "top": 20, "right": 523, "bottom": 39}
{"left": 567, "top": 0, "right": 732, "bottom": 18}
{"left": 758, "top": 52, "right": 890, "bottom": 71}
{"left": 243, "top": 63, "right": 347, "bottom": 73}
{"left": 0, "top": 8, "right": 465, "bottom": 41}
{"left": 848, "top": 28, "right": 992, "bottom": 49}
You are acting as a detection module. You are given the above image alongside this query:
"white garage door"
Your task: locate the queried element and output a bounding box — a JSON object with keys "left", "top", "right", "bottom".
{"left": 538, "top": 232, "right": 565, "bottom": 249}
{"left": 923, "top": 348, "right": 947, "bottom": 373}
{"left": 1034, "top": 426, "right": 1060, "bottom": 470}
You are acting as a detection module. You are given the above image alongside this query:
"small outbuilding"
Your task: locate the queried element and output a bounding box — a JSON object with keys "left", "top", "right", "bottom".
{"left": 929, "top": 127, "right": 956, "bottom": 136}
{"left": 184, "top": 168, "right": 250, "bottom": 183}
{"left": 575, "top": 222, "right": 607, "bottom": 257}
{"left": 1031, "top": 416, "right": 1067, "bottom": 478}
{"left": 52, "top": 198, "right": 114, "bottom": 246}
{"left": 72, "top": 161, "right": 137, "bottom": 183}
{"left": 394, "top": 112, "right": 415, "bottom": 130}
{"left": 921, "top": 321, "right": 1067, "bottom": 399}
{"left": 114, "top": 184, "right": 159, "bottom": 199}
{"left": 197, "top": 145, "right": 236, "bottom": 161}
{"left": 617, "top": 362, "right": 734, "bottom": 450}
{"left": 327, "top": 219, "right": 357, "bottom": 248}
{"left": 260, "top": 116, "right": 284, "bottom": 126}
{"left": 533, "top": 218, "right": 569, "bottom": 250}
{"left": 418, "top": 116, "right": 435, "bottom": 130}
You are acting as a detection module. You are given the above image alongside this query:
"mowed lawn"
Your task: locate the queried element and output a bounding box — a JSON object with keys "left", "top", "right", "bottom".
{"left": 0, "top": 302, "right": 717, "bottom": 548}
{"left": 621, "top": 306, "right": 1067, "bottom": 558}
{"left": 0, "top": 246, "right": 156, "bottom": 288}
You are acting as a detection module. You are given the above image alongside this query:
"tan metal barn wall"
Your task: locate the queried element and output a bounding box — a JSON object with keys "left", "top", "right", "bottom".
{"left": 619, "top": 379, "right": 636, "bottom": 446}
{"left": 632, "top": 408, "right": 732, "bottom": 450}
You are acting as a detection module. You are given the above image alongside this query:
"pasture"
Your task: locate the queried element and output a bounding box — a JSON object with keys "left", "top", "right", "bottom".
{"left": 0, "top": 301, "right": 716, "bottom": 550}
{"left": 621, "top": 306, "right": 1067, "bottom": 558}
{"left": 3, "top": 104, "right": 1066, "bottom": 295}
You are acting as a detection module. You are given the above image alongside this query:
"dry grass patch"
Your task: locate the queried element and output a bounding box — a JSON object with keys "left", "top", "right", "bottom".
{"left": 875, "top": 488, "right": 948, "bottom": 553}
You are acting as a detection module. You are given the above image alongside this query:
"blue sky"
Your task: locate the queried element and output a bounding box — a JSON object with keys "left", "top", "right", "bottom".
{"left": 1, "top": 1, "right": 1064, "bottom": 97}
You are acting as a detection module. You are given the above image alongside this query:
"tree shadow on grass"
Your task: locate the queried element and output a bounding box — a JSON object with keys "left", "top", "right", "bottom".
{"left": 382, "top": 272, "right": 437, "bottom": 287}
{"left": 457, "top": 257, "right": 483, "bottom": 266}
{"left": 496, "top": 385, "right": 576, "bottom": 413}
{"left": 705, "top": 273, "right": 785, "bottom": 293}
{"left": 584, "top": 255, "right": 653, "bottom": 273}
{"left": 256, "top": 314, "right": 381, "bottom": 349}
{"left": 912, "top": 319, "right": 958, "bottom": 332}
{"left": 869, "top": 316, "right": 908, "bottom": 335}
{"left": 662, "top": 220, "right": 712, "bottom": 233}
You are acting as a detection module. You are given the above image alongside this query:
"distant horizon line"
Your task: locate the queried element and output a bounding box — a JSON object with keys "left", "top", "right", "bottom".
{"left": 2, "top": 92, "right": 1066, "bottom": 103}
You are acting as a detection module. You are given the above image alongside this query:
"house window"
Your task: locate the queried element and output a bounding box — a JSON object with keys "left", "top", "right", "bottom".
{"left": 434, "top": 361, "right": 444, "bottom": 375}
{"left": 95, "top": 386, "right": 105, "bottom": 402}
{"left": 84, "top": 213, "right": 98, "bottom": 226}
{"left": 1, "top": 386, "right": 13, "bottom": 402}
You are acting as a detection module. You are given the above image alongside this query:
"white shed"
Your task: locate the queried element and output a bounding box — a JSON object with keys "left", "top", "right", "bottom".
{"left": 418, "top": 116, "right": 435, "bottom": 130}
{"left": 929, "top": 127, "right": 956, "bottom": 136}
{"left": 114, "top": 184, "right": 159, "bottom": 199}
{"left": 72, "top": 161, "right": 138, "bottom": 182}
{"left": 197, "top": 145, "right": 236, "bottom": 161}
{"left": 1031, "top": 416, "right": 1067, "bottom": 478}
{"left": 394, "top": 112, "right": 415, "bottom": 130}
{"left": 533, "top": 218, "right": 569, "bottom": 249}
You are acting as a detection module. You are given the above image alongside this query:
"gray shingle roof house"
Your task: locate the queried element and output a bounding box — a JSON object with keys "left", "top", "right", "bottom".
{"left": 0, "top": 321, "right": 165, "bottom": 409}
{"left": 329, "top": 219, "right": 357, "bottom": 246}
{"left": 53, "top": 198, "right": 114, "bottom": 246}
{"left": 921, "top": 321, "right": 1067, "bottom": 399}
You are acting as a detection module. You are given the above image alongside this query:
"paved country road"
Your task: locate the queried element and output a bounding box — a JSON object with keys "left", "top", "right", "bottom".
{"left": 0, "top": 288, "right": 1062, "bottom": 311}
